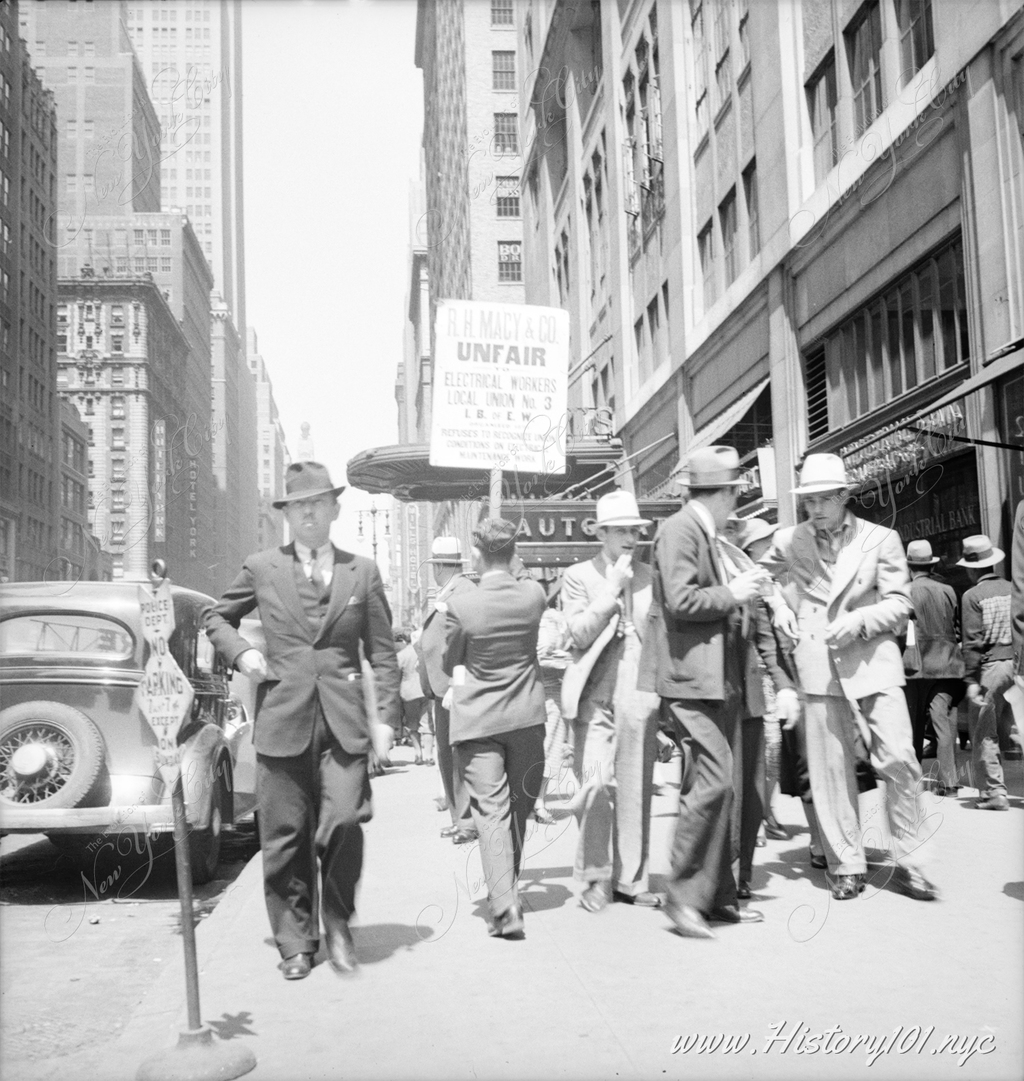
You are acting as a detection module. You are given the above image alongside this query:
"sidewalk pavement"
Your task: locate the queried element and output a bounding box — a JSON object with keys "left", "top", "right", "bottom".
{"left": 14, "top": 746, "right": 1024, "bottom": 1081}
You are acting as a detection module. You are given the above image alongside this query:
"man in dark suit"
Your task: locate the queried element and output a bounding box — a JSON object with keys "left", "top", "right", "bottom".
{"left": 902, "top": 539, "right": 965, "bottom": 795}
{"left": 417, "top": 536, "right": 476, "bottom": 842}
{"left": 638, "top": 446, "right": 778, "bottom": 940}
{"left": 204, "top": 461, "right": 399, "bottom": 980}
{"left": 443, "top": 518, "right": 547, "bottom": 939}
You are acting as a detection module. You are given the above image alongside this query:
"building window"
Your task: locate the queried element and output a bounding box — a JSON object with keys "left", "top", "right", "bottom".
{"left": 111, "top": 334, "right": 124, "bottom": 354}
{"left": 493, "top": 113, "right": 519, "bottom": 153}
{"left": 807, "top": 54, "right": 838, "bottom": 184}
{"left": 896, "top": 0, "right": 934, "bottom": 83}
{"left": 737, "top": 0, "right": 750, "bottom": 70}
{"left": 160, "top": 229, "right": 171, "bottom": 245}
{"left": 111, "top": 396, "right": 125, "bottom": 419}
{"left": 111, "top": 367, "right": 124, "bottom": 386}
{"left": 498, "top": 241, "right": 522, "bottom": 283}
{"left": 808, "top": 237, "right": 970, "bottom": 432}
{"left": 491, "top": 0, "right": 514, "bottom": 26}
{"left": 846, "top": 2, "right": 884, "bottom": 135}
{"left": 720, "top": 189, "right": 738, "bottom": 286}
{"left": 112, "top": 427, "right": 125, "bottom": 449}
{"left": 698, "top": 219, "right": 715, "bottom": 311}
{"left": 743, "top": 160, "right": 759, "bottom": 256}
{"left": 160, "top": 257, "right": 171, "bottom": 272}
{"left": 492, "top": 51, "right": 516, "bottom": 90}
{"left": 691, "top": 0, "right": 709, "bottom": 137}
{"left": 495, "top": 175, "right": 520, "bottom": 217}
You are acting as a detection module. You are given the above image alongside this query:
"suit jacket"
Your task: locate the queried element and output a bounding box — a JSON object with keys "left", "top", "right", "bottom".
{"left": 204, "top": 543, "right": 400, "bottom": 757}
{"left": 417, "top": 574, "right": 476, "bottom": 698}
{"left": 442, "top": 571, "right": 547, "bottom": 743}
{"left": 906, "top": 574, "right": 965, "bottom": 680}
{"left": 1013, "top": 499, "right": 1024, "bottom": 677}
{"left": 637, "top": 503, "right": 792, "bottom": 713}
{"left": 759, "top": 515, "right": 912, "bottom": 699}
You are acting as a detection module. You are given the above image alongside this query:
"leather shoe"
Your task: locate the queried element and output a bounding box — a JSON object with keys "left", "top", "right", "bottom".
{"left": 612, "top": 890, "right": 664, "bottom": 908}
{"left": 281, "top": 952, "right": 312, "bottom": 980}
{"left": 451, "top": 828, "right": 478, "bottom": 845}
{"left": 976, "top": 794, "right": 1009, "bottom": 811}
{"left": 708, "top": 904, "right": 764, "bottom": 923}
{"left": 891, "top": 865, "right": 939, "bottom": 901}
{"left": 735, "top": 881, "right": 752, "bottom": 900}
{"left": 665, "top": 903, "right": 716, "bottom": 939}
{"left": 439, "top": 825, "right": 458, "bottom": 837}
{"left": 764, "top": 820, "right": 789, "bottom": 841}
{"left": 325, "top": 921, "right": 359, "bottom": 974}
{"left": 488, "top": 905, "right": 525, "bottom": 939}
{"left": 809, "top": 851, "right": 827, "bottom": 870}
{"left": 827, "top": 873, "right": 866, "bottom": 900}
{"left": 580, "top": 880, "right": 612, "bottom": 913}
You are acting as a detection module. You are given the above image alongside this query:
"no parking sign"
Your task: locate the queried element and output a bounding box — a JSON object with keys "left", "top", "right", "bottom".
{"left": 134, "top": 582, "right": 193, "bottom": 793}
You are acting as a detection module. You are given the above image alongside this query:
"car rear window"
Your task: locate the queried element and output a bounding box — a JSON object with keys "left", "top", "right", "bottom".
{"left": 0, "top": 613, "right": 136, "bottom": 662}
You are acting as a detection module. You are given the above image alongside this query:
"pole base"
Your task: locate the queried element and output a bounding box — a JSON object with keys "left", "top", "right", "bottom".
{"left": 136, "top": 1025, "right": 256, "bottom": 1081}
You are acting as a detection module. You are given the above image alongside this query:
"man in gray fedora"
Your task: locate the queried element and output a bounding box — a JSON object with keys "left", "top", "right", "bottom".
{"left": 205, "top": 461, "right": 399, "bottom": 979}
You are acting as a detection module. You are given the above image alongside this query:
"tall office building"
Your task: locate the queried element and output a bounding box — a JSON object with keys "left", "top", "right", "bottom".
{"left": 1, "top": 1, "right": 61, "bottom": 582}
{"left": 124, "top": 0, "right": 245, "bottom": 340}
{"left": 247, "top": 327, "right": 289, "bottom": 551}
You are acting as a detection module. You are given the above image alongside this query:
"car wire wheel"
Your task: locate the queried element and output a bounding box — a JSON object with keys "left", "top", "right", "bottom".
{"left": 0, "top": 701, "right": 105, "bottom": 809}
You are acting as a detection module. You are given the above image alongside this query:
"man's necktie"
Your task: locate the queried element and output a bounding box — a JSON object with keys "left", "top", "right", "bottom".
{"left": 716, "top": 536, "right": 751, "bottom": 638}
{"left": 309, "top": 548, "right": 326, "bottom": 594}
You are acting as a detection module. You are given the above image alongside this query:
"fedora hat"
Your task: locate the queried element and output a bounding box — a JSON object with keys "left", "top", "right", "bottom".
{"left": 955, "top": 534, "right": 1004, "bottom": 569}
{"left": 740, "top": 518, "right": 778, "bottom": 552}
{"left": 426, "top": 537, "right": 464, "bottom": 564}
{"left": 595, "top": 490, "right": 652, "bottom": 528}
{"left": 680, "top": 445, "right": 745, "bottom": 489}
{"left": 792, "top": 453, "right": 850, "bottom": 495}
{"left": 906, "top": 540, "right": 940, "bottom": 566}
{"left": 272, "top": 461, "right": 346, "bottom": 508}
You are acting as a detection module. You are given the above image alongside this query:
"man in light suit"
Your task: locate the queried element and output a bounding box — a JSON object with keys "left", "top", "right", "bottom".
{"left": 902, "top": 539, "right": 965, "bottom": 795}
{"left": 417, "top": 537, "right": 476, "bottom": 843}
{"left": 561, "top": 490, "right": 662, "bottom": 912}
{"left": 443, "top": 518, "right": 547, "bottom": 939}
{"left": 638, "top": 446, "right": 787, "bottom": 940}
{"left": 204, "top": 462, "right": 399, "bottom": 979}
{"left": 759, "top": 453, "right": 938, "bottom": 902}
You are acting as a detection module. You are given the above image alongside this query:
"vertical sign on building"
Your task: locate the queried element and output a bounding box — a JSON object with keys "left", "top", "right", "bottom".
{"left": 429, "top": 301, "right": 570, "bottom": 475}
{"left": 152, "top": 419, "right": 166, "bottom": 542}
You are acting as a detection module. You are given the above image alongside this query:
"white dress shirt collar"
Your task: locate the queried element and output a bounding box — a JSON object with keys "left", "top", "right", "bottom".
{"left": 688, "top": 499, "right": 718, "bottom": 541}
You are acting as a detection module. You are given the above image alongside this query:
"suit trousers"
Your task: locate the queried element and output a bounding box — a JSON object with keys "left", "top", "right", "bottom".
{"left": 454, "top": 725, "right": 545, "bottom": 919}
{"left": 256, "top": 703, "right": 372, "bottom": 959}
{"left": 970, "top": 658, "right": 1012, "bottom": 797}
{"left": 803, "top": 688, "right": 935, "bottom": 877}
{"left": 731, "top": 718, "right": 764, "bottom": 884}
{"left": 432, "top": 697, "right": 472, "bottom": 829}
{"left": 662, "top": 696, "right": 740, "bottom": 914}
{"left": 904, "top": 679, "right": 960, "bottom": 788}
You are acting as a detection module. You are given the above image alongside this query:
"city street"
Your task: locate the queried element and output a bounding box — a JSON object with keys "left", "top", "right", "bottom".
{"left": 2, "top": 744, "right": 1020, "bottom": 1081}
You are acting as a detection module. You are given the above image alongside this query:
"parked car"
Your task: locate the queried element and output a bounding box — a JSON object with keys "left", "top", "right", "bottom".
{"left": 0, "top": 579, "right": 257, "bottom": 883}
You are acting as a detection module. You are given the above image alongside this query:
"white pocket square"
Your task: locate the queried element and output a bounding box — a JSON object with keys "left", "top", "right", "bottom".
{"left": 347, "top": 596, "right": 360, "bottom": 606}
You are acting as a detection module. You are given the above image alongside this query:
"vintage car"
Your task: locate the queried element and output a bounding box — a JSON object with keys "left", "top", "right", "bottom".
{"left": 0, "top": 578, "right": 257, "bottom": 883}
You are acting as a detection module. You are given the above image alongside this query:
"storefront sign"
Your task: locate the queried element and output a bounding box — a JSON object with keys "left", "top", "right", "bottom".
{"left": 512, "top": 500, "right": 679, "bottom": 543}
{"left": 429, "top": 300, "right": 570, "bottom": 475}
{"left": 841, "top": 404, "right": 965, "bottom": 487}
{"left": 151, "top": 419, "right": 166, "bottom": 542}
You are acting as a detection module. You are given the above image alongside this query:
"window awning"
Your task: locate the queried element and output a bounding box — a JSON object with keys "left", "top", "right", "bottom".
{"left": 673, "top": 375, "right": 770, "bottom": 473}
{"left": 906, "top": 345, "right": 1023, "bottom": 424}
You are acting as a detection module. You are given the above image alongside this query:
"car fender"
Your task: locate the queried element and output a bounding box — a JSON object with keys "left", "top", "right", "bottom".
{"left": 178, "top": 723, "right": 231, "bottom": 829}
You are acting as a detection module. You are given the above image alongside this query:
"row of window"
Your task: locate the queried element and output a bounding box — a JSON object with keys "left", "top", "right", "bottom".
{"left": 697, "top": 161, "right": 760, "bottom": 312}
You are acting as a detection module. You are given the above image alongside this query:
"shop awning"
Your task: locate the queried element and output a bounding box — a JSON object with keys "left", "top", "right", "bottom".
{"left": 345, "top": 437, "right": 624, "bottom": 503}
{"left": 672, "top": 375, "right": 770, "bottom": 474}
{"left": 906, "top": 345, "right": 1023, "bottom": 424}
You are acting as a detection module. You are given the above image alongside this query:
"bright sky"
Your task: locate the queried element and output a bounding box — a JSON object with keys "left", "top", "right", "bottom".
{"left": 243, "top": 0, "right": 423, "bottom": 550}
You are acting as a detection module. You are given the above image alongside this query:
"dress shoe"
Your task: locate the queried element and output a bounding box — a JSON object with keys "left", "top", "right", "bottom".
{"left": 281, "top": 953, "right": 312, "bottom": 980}
{"left": 976, "top": 794, "right": 1009, "bottom": 811}
{"left": 665, "top": 902, "right": 716, "bottom": 939}
{"left": 708, "top": 904, "right": 764, "bottom": 923}
{"left": 451, "top": 828, "right": 479, "bottom": 845}
{"left": 891, "top": 865, "right": 939, "bottom": 901}
{"left": 827, "top": 873, "right": 865, "bottom": 900}
{"left": 809, "top": 851, "right": 827, "bottom": 870}
{"left": 580, "top": 880, "right": 612, "bottom": 913}
{"left": 735, "top": 881, "right": 752, "bottom": 900}
{"left": 439, "top": 825, "right": 459, "bottom": 837}
{"left": 488, "top": 904, "right": 525, "bottom": 939}
{"left": 764, "top": 820, "right": 789, "bottom": 841}
{"left": 325, "top": 921, "right": 359, "bottom": 974}
{"left": 612, "top": 890, "right": 664, "bottom": 908}
{"left": 936, "top": 784, "right": 961, "bottom": 798}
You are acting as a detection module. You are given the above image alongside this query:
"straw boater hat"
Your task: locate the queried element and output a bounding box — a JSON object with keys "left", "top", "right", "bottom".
{"left": 272, "top": 461, "right": 346, "bottom": 508}
{"left": 679, "top": 446, "right": 746, "bottom": 489}
{"left": 594, "top": 491, "right": 652, "bottom": 528}
{"left": 955, "top": 534, "right": 1004, "bottom": 569}
{"left": 906, "top": 540, "right": 940, "bottom": 566}
{"left": 426, "top": 537, "right": 464, "bottom": 565}
{"left": 791, "top": 453, "right": 850, "bottom": 495}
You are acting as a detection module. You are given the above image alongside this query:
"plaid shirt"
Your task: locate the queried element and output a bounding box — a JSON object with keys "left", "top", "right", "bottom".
{"left": 961, "top": 574, "right": 1013, "bottom": 682}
